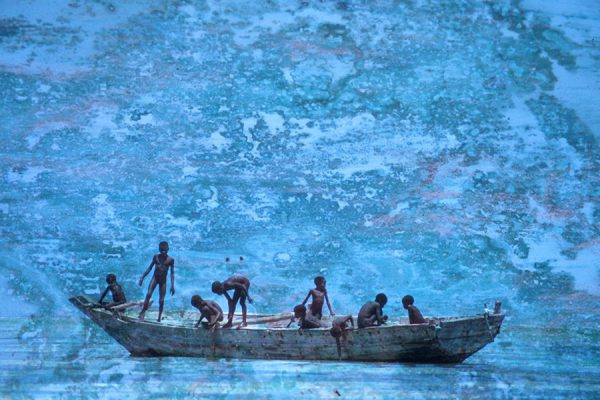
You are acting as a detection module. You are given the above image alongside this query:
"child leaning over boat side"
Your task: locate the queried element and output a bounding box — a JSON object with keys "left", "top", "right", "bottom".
{"left": 330, "top": 315, "right": 354, "bottom": 338}
{"left": 211, "top": 275, "right": 253, "bottom": 328}
{"left": 98, "top": 273, "right": 127, "bottom": 309}
{"left": 402, "top": 295, "right": 427, "bottom": 324}
{"left": 191, "top": 295, "right": 223, "bottom": 330}
{"left": 301, "top": 275, "right": 334, "bottom": 319}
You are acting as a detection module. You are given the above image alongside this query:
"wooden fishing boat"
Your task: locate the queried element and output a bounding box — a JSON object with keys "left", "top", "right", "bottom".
{"left": 69, "top": 295, "right": 504, "bottom": 363}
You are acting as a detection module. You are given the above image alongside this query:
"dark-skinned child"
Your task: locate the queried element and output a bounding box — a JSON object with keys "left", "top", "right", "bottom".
{"left": 402, "top": 295, "right": 427, "bottom": 324}
{"left": 191, "top": 294, "right": 224, "bottom": 329}
{"left": 357, "top": 293, "right": 389, "bottom": 328}
{"left": 211, "top": 275, "right": 253, "bottom": 328}
{"left": 98, "top": 273, "right": 126, "bottom": 309}
{"left": 138, "top": 241, "right": 175, "bottom": 322}
{"left": 301, "top": 275, "right": 334, "bottom": 319}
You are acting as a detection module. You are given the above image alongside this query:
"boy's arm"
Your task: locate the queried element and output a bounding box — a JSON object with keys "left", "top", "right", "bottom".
{"left": 207, "top": 304, "right": 222, "bottom": 327}
{"left": 375, "top": 306, "right": 384, "bottom": 325}
{"left": 346, "top": 315, "right": 354, "bottom": 328}
{"left": 407, "top": 308, "right": 415, "bottom": 324}
{"left": 98, "top": 286, "right": 110, "bottom": 304}
{"left": 301, "top": 290, "right": 312, "bottom": 306}
{"left": 169, "top": 259, "right": 175, "bottom": 295}
{"left": 139, "top": 257, "right": 155, "bottom": 286}
{"left": 195, "top": 314, "right": 205, "bottom": 328}
{"left": 325, "top": 291, "right": 334, "bottom": 316}
{"left": 230, "top": 283, "right": 252, "bottom": 303}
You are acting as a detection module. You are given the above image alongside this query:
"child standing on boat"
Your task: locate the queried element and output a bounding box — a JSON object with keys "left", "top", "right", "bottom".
{"left": 211, "top": 275, "right": 253, "bottom": 328}
{"left": 301, "top": 276, "right": 334, "bottom": 319}
{"left": 138, "top": 241, "right": 175, "bottom": 322}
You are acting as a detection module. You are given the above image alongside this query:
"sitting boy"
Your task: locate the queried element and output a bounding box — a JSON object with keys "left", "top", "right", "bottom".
{"left": 402, "top": 295, "right": 426, "bottom": 324}
{"left": 293, "top": 304, "right": 321, "bottom": 329}
{"left": 357, "top": 293, "right": 388, "bottom": 328}
{"left": 191, "top": 294, "right": 224, "bottom": 329}
{"left": 98, "top": 273, "right": 127, "bottom": 309}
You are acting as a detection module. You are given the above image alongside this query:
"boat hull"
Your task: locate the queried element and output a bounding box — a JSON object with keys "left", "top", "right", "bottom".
{"left": 70, "top": 296, "right": 503, "bottom": 363}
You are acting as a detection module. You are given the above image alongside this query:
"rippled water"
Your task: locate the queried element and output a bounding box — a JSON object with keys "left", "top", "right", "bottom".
{"left": 1, "top": 0, "right": 599, "bottom": 398}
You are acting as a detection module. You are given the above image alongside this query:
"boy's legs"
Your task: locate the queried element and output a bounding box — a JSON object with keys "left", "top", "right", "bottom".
{"left": 139, "top": 278, "right": 157, "bottom": 320}
{"left": 157, "top": 283, "right": 166, "bottom": 322}
{"left": 224, "top": 290, "right": 241, "bottom": 328}
{"left": 358, "top": 315, "right": 376, "bottom": 329}
{"left": 239, "top": 294, "right": 247, "bottom": 326}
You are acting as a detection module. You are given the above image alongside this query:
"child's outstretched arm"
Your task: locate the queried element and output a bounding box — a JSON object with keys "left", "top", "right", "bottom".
{"left": 206, "top": 304, "right": 223, "bottom": 327}
{"left": 230, "top": 283, "right": 253, "bottom": 303}
{"left": 375, "top": 306, "right": 385, "bottom": 325}
{"left": 195, "top": 313, "right": 205, "bottom": 328}
{"left": 301, "top": 290, "right": 312, "bottom": 306}
{"left": 223, "top": 290, "right": 233, "bottom": 302}
{"left": 139, "top": 257, "right": 156, "bottom": 286}
{"left": 169, "top": 260, "right": 175, "bottom": 295}
{"left": 98, "top": 286, "right": 110, "bottom": 304}
{"left": 325, "top": 291, "right": 334, "bottom": 316}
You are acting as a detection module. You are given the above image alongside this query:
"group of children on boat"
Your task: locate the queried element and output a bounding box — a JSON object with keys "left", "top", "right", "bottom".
{"left": 97, "top": 242, "right": 428, "bottom": 335}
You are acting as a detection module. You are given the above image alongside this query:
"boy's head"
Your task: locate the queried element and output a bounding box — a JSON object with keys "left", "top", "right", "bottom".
{"left": 159, "top": 241, "right": 169, "bottom": 254}
{"left": 330, "top": 325, "right": 343, "bottom": 339}
{"left": 191, "top": 295, "right": 204, "bottom": 308}
{"left": 105, "top": 273, "right": 117, "bottom": 284}
{"left": 211, "top": 281, "right": 224, "bottom": 295}
{"left": 375, "top": 293, "right": 388, "bottom": 307}
{"left": 293, "top": 304, "right": 306, "bottom": 318}
{"left": 402, "top": 295, "right": 414, "bottom": 309}
{"left": 314, "top": 276, "right": 326, "bottom": 288}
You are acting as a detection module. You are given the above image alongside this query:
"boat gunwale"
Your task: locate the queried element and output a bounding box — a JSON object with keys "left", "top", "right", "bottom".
{"left": 71, "top": 295, "right": 504, "bottom": 333}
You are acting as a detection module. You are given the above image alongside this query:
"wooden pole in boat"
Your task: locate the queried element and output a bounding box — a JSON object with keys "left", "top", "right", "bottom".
{"left": 231, "top": 313, "right": 294, "bottom": 328}
{"left": 86, "top": 300, "right": 152, "bottom": 311}
{"left": 110, "top": 300, "right": 152, "bottom": 311}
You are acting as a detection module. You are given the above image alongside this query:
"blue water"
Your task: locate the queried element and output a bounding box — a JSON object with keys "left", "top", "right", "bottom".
{"left": 1, "top": 0, "right": 599, "bottom": 398}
